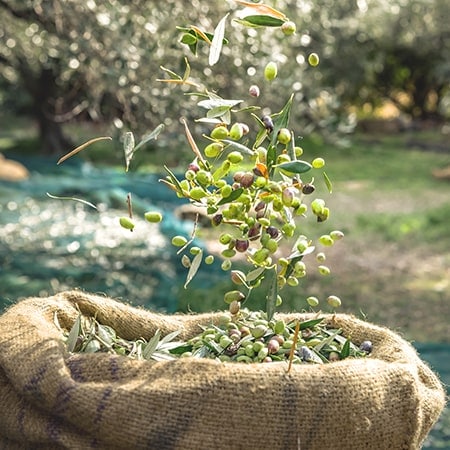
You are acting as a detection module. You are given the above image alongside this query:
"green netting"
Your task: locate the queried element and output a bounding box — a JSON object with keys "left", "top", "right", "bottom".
{"left": 0, "top": 155, "right": 222, "bottom": 312}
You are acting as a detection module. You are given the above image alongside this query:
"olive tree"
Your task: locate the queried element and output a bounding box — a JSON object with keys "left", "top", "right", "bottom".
{"left": 0, "top": 0, "right": 223, "bottom": 153}
{"left": 306, "top": 0, "right": 450, "bottom": 119}
{"left": 0, "top": 0, "right": 447, "bottom": 156}
{"left": 0, "top": 0, "right": 355, "bottom": 156}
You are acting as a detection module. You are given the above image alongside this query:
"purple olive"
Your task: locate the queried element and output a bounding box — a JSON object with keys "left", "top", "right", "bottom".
{"left": 359, "top": 341, "right": 373, "bottom": 354}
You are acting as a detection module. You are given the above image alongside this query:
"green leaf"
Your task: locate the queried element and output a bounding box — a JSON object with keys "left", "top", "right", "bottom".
{"left": 276, "top": 160, "right": 312, "bottom": 174}
{"left": 234, "top": 105, "right": 261, "bottom": 114}
{"left": 57, "top": 136, "right": 112, "bottom": 165}
{"left": 265, "top": 267, "right": 278, "bottom": 321}
{"left": 196, "top": 117, "right": 224, "bottom": 125}
{"left": 313, "top": 328, "right": 341, "bottom": 353}
{"left": 323, "top": 171, "right": 333, "bottom": 193}
{"left": 266, "top": 144, "right": 277, "bottom": 172}
{"left": 169, "top": 343, "right": 193, "bottom": 355}
{"left": 142, "top": 329, "right": 161, "bottom": 360}
{"left": 212, "top": 161, "right": 231, "bottom": 181}
{"left": 245, "top": 266, "right": 266, "bottom": 283}
{"left": 133, "top": 124, "right": 165, "bottom": 153}
{"left": 286, "top": 131, "right": 297, "bottom": 160}
{"left": 158, "top": 65, "right": 182, "bottom": 80}
{"left": 233, "top": 18, "right": 260, "bottom": 28}
{"left": 202, "top": 31, "right": 228, "bottom": 45}
{"left": 161, "top": 166, "right": 186, "bottom": 196}
{"left": 184, "top": 249, "right": 203, "bottom": 288}
{"left": 123, "top": 123, "right": 164, "bottom": 172}
{"left": 209, "top": 13, "right": 229, "bottom": 66}
{"left": 299, "top": 318, "right": 324, "bottom": 330}
{"left": 66, "top": 315, "right": 81, "bottom": 353}
{"left": 188, "top": 41, "right": 198, "bottom": 56}
{"left": 217, "top": 187, "right": 243, "bottom": 205}
{"left": 159, "top": 329, "right": 182, "bottom": 346}
{"left": 46, "top": 192, "right": 98, "bottom": 210}
{"left": 241, "top": 15, "right": 285, "bottom": 27}
{"left": 123, "top": 131, "right": 135, "bottom": 172}
{"left": 222, "top": 140, "right": 254, "bottom": 155}
{"left": 198, "top": 98, "right": 242, "bottom": 110}
{"left": 182, "top": 57, "right": 191, "bottom": 82}
{"left": 222, "top": 109, "right": 231, "bottom": 125}
{"left": 284, "top": 255, "right": 302, "bottom": 279}
{"left": 207, "top": 105, "right": 232, "bottom": 119}
{"left": 340, "top": 338, "right": 351, "bottom": 359}
{"left": 254, "top": 128, "right": 269, "bottom": 149}
{"left": 270, "top": 94, "right": 294, "bottom": 147}
{"left": 204, "top": 337, "right": 223, "bottom": 355}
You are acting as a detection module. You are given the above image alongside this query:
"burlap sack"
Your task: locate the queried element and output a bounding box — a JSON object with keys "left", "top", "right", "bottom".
{"left": 0, "top": 290, "right": 445, "bottom": 450}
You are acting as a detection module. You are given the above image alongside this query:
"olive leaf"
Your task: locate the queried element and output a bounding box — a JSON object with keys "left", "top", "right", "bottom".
{"left": 57, "top": 136, "right": 112, "bottom": 165}
{"left": 217, "top": 187, "right": 243, "bottom": 205}
{"left": 133, "top": 124, "right": 164, "bottom": 153}
{"left": 142, "top": 329, "right": 161, "bottom": 360}
{"left": 340, "top": 338, "right": 351, "bottom": 359}
{"left": 236, "top": 15, "right": 285, "bottom": 27}
{"left": 221, "top": 140, "right": 254, "bottom": 155}
{"left": 245, "top": 266, "right": 266, "bottom": 283}
{"left": 160, "top": 166, "right": 185, "bottom": 196}
{"left": 323, "top": 171, "right": 333, "bottom": 193}
{"left": 209, "top": 13, "right": 229, "bottom": 66}
{"left": 159, "top": 329, "right": 182, "bottom": 346}
{"left": 66, "top": 315, "right": 81, "bottom": 353}
{"left": 177, "top": 25, "right": 228, "bottom": 56}
{"left": 235, "top": 0, "right": 287, "bottom": 20}
{"left": 270, "top": 93, "right": 294, "bottom": 147}
{"left": 46, "top": 192, "right": 98, "bottom": 210}
{"left": 198, "top": 97, "right": 243, "bottom": 110}
{"left": 157, "top": 58, "right": 198, "bottom": 87}
{"left": 124, "top": 125, "right": 164, "bottom": 172}
{"left": 169, "top": 343, "right": 193, "bottom": 355}
{"left": 299, "top": 317, "right": 324, "bottom": 330}
{"left": 181, "top": 118, "right": 206, "bottom": 165}
{"left": 266, "top": 144, "right": 277, "bottom": 173}
{"left": 265, "top": 266, "right": 278, "bottom": 321}
{"left": 180, "top": 33, "right": 197, "bottom": 46}
{"left": 184, "top": 249, "right": 203, "bottom": 288}
{"left": 313, "top": 328, "right": 342, "bottom": 353}
{"left": 207, "top": 105, "right": 233, "bottom": 119}
{"left": 276, "top": 160, "right": 312, "bottom": 174}
{"left": 123, "top": 131, "right": 135, "bottom": 172}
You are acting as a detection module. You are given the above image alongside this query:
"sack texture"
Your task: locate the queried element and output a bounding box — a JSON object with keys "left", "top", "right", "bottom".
{"left": 0, "top": 290, "right": 446, "bottom": 449}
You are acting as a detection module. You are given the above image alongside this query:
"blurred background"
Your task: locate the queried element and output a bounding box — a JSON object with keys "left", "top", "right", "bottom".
{"left": 0, "top": 0, "right": 449, "bottom": 445}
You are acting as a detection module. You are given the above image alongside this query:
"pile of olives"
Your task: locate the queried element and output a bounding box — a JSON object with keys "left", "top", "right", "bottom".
{"left": 176, "top": 309, "right": 372, "bottom": 364}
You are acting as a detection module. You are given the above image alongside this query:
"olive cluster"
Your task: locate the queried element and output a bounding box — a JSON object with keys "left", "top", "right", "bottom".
{"left": 181, "top": 310, "right": 371, "bottom": 364}
{"left": 165, "top": 106, "right": 344, "bottom": 312}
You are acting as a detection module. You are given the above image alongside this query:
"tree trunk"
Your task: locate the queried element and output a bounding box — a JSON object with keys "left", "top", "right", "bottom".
{"left": 35, "top": 111, "right": 73, "bottom": 155}
{"left": 19, "top": 64, "right": 73, "bottom": 155}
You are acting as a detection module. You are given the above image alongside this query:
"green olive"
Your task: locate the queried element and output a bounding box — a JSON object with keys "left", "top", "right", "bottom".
{"left": 119, "top": 217, "right": 135, "bottom": 231}
{"left": 144, "top": 211, "right": 162, "bottom": 223}
{"left": 264, "top": 61, "right": 278, "bottom": 81}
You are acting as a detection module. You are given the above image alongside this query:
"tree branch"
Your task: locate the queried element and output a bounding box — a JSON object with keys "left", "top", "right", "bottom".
{"left": 0, "top": 0, "right": 58, "bottom": 33}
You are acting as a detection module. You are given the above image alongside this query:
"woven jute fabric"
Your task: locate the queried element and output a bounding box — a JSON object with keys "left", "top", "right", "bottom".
{"left": 0, "top": 290, "right": 445, "bottom": 449}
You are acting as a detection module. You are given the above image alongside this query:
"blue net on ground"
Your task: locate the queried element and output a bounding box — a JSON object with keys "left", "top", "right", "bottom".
{"left": 0, "top": 155, "right": 223, "bottom": 312}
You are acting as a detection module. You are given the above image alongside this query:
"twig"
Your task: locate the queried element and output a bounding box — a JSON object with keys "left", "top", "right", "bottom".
{"left": 287, "top": 320, "right": 300, "bottom": 373}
